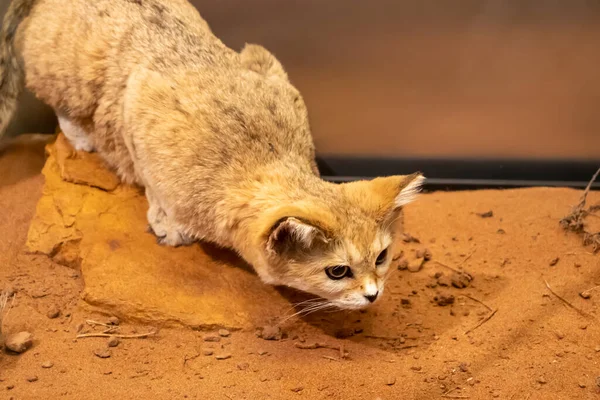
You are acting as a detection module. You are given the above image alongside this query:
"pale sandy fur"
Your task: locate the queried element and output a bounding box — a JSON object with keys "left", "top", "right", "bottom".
{"left": 1, "top": 0, "right": 424, "bottom": 309}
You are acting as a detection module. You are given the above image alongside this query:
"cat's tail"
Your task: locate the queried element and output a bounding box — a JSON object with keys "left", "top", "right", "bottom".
{"left": 0, "top": 0, "right": 38, "bottom": 137}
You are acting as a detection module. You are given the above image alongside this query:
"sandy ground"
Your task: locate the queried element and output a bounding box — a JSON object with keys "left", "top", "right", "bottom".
{"left": 0, "top": 136, "right": 599, "bottom": 400}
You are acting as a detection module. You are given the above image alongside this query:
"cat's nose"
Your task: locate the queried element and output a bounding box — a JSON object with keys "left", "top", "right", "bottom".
{"left": 364, "top": 291, "right": 379, "bottom": 303}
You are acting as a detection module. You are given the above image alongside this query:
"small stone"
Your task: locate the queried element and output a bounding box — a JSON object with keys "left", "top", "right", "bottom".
{"left": 46, "top": 306, "right": 60, "bottom": 319}
{"left": 574, "top": 263, "right": 582, "bottom": 268}
{"left": 407, "top": 258, "right": 424, "bottom": 273}
{"left": 291, "top": 386, "right": 304, "bottom": 392}
{"left": 434, "top": 294, "right": 455, "bottom": 306}
{"left": 107, "top": 316, "right": 120, "bottom": 326}
{"left": 215, "top": 353, "right": 232, "bottom": 360}
{"left": 397, "top": 259, "right": 408, "bottom": 270}
{"left": 451, "top": 271, "right": 473, "bottom": 288}
{"left": 257, "top": 350, "right": 268, "bottom": 356}
{"left": 477, "top": 210, "right": 493, "bottom": 218}
{"left": 6, "top": 384, "right": 14, "bottom": 390}
{"left": 259, "top": 325, "right": 282, "bottom": 341}
{"left": 26, "top": 376, "right": 38, "bottom": 383}
{"left": 237, "top": 362, "right": 249, "bottom": 370}
{"left": 107, "top": 336, "right": 120, "bottom": 348}
{"left": 41, "top": 361, "right": 53, "bottom": 369}
{"left": 437, "top": 275, "right": 452, "bottom": 287}
{"left": 411, "top": 366, "right": 422, "bottom": 371}
{"left": 555, "top": 331, "right": 565, "bottom": 340}
{"left": 202, "top": 349, "right": 214, "bottom": 356}
{"left": 93, "top": 349, "right": 111, "bottom": 359}
{"left": 5, "top": 332, "right": 33, "bottom": 353}
{"left": 459, "top": 362, "right": 469, "bottom": 372}
{"left": 203, "top": 334, "right": 221, "bottom": 342}
{"left": 400, "top": 298, "right": 411, "bottom": 305}
{"left": 595, "top": 345, "right": 600, "bottom": 353}
{"left": 218, "top": 329, "right": 231, "bottom": 337}
{"left": 385, "top": 376, "right": 396, "bottom": 386}
{"left": 549, "top": 257, "right": 559, "bottom": 267}
{"left": 75, "top": 323, "right": 84, "bottom": 333}
{"left": 579, "top": 291, "right": 591, "bottom": 299}
{"left": 537, "top": 376, "right": 547, "bottom": 384}
{"left": 497, "top": 229, "right": 506, "bottom": 234}
{"left": 578, "top": 382, "right": 586, "bottom": 388}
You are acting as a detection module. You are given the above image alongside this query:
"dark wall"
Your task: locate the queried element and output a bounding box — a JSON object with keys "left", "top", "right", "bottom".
{"left": 3, "top": 0, "right": 600, "bottom": 160}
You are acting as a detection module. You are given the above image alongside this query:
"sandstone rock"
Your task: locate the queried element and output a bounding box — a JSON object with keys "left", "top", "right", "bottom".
{"left": 26, "top": 133, "right": 291, "bottom": 330}
{"left": 5, "top": 331, "right": 33, "bottom": 353}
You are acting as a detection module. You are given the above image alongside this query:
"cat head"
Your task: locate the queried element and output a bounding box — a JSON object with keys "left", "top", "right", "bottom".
{"left": 257, "top": 173, "right": 425, "bottom": 310}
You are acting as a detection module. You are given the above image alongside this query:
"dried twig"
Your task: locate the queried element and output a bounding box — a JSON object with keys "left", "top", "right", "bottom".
{"left": 543, "top": 279, "right": 591, "bottom": 318}
{"left": 460, "top": 295, "right": 493, "bottom": 312}
{"left": 560, "top": 167, "right": 600, "bottom": 251}
{"left": 458, "top": 250, "right": 476, "bottom": 266}
{"left": 431, "top": 260, "right": 463, "bottom": 275}
{"left": 464, "top": 309, "right": 498, "bottom": 335}
{"left": 77, "top": 331, "right": 156, "bottom": 339}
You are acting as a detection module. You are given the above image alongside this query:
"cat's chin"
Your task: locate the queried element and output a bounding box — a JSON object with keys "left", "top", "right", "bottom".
{"left": 330, "top": 299, "right": 372, "bottom": 311}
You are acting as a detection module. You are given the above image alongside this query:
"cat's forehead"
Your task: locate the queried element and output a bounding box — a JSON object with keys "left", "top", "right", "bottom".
{"left": 339, "top": 229, "right": 392, "bottom": 264}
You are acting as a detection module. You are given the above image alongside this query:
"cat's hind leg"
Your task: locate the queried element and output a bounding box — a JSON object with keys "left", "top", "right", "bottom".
{"left": 56, "top": 112, "right": 95, "bottom": 152}
{"left": 145, "top": 188, "right": 194, "bottom": 247}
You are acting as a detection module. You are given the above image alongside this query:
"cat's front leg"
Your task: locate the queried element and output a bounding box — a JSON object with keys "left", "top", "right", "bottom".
{"left": 145, "top": 188, "right": 194, "bottom": 247}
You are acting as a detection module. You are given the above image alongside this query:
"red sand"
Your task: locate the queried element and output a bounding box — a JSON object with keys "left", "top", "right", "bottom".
{"left": 1, "top": 135, "right": 599, "bottom": 400}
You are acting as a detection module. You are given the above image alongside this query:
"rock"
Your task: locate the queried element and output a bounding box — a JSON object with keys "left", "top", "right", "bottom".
{"left": 202, "top": 349, "right": 213, "bottom": 356}
{"left": 6, "top": 384, "right": 14, "bottom": 390}
{"left": 46, "top": 306, "right": 60, "bottom": 319}
{"left": 450, "top": 271, "right": 472, "bottom": 289}
{"left": 434, "top": 294, "right": 455, "bottom": 306}
{"left": 25, "top": 136, "right": 294, "bottom": 330}
{"left": 476, "top": 210, "right": 494, "bottom": 218}
{"left": 258, "top": 325, "right": 282, "bottom": 341}
{"left": 41, "top": 361, "right": 54, "bottom": 369}
{"left": 396, "top": 259, "right": 408, "bottom": 270}
{"left": 579, "top": 291, "right": 591, "bottom": 300}
{"left": 237, "top": 362, "right": 249, "bottom": 370}
{"left": 400, "top": 298, "right": 411, "bottom": 305}
{"left": 555, "top": 331, "right": 565, "bottom": 340}
{"left": 26, "top": 376, "right": 38, "bottom": 383}
{"left": 385, "top": 376, "right": 396, "bottom": 386}
{"left": 437, "top": 274, "right": 452, "bottom": 287}
{"left": 107, "top": 316, "right": 120, "bottom": 326}
{"left": 416, "top": 248, "right": 432, "bottom": 261}
{"left": 5, "top": 332, "right": 33, "bottom": 353}
{"left": 549, "top": 257, "right": 559, "bottom": 267}
{"left": 407, "top": 258, "right": 424, "bottom": 273}
{"left": 203, "top": 334, "right": 221, "bottom": 342}
{"left": 93, "top": 349, "right": 111, "bottom": 359}
{"left": 215, "top": 353, "right": 232, "bottom": 360}
{"left": 497, "top": 228, "right": 506, "bottom": 234}
{"left": 291, "top": 386, "right": 304, "bottom": 392}
{"left": 537, "top": 376, "right": 547, "bottom": 384}
{"left": 107, "top": 336, "right": 120, "bottom": 348}
{"left": 218, "top": 329, "right": 230, "bottom": 337}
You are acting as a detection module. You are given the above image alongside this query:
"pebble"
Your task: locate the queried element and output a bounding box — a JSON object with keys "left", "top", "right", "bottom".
{"left": 236, "top": 362, "right": 249, "bottom": 370}
{"left": 385, "top": 376, "right": 396, "bottom": 386}
{"left": 257, "top": 350, "right": 268, "bottom": 356}
{"left": 537, "top": 376, "right": 547, "bottom": 384}
{"left": 6, "top": 384, "right": 14, "bottom": 390}
{"left": 555, "top": 331, "right": 565, "bottom": 340}
{"left": 218, "top": 329, "right": 231, "bottom": 337}
{"left": 291, "top": 386, "right": 304, "bottom": 392}
{"left": 434, "top": 294, "right": 455, "bottom": 306}
{"left": 202, "top": 349, "right": 214, "bottom": 356}
{"left": 203, "top": 334, "right": 221, "bottom": 342}
{"left": 396, "top": 259, "right": 408, "bottom": 270}
{"left": 26, "top": 376, "right": 38, "bottom": 383}
{"left": 93, "top": 349, "right": 111, "bottom": 359}
{"left": 407, "top": 259, "right": 424, "bottom": 273}
{"left": 578, "top": 382, "right": 586, "bottom": 388}
{"left": 259, "top": 325, "right": 282, "bottom": 341}
{"left": 107, "top": 316, "right": 120, "bottom": 326}
{"left": 215, "top": 353, "right": 232, "bottom": 360}
{"left": 107, "top": 336, "right": 120, "bottom": 348}
{"left": 41, "top": 361, "right": 53, "bottom": 369}
{"left": 46, "top": 306, "right": 60, "bottom": 319}
{"left": 5, "top": 332, "right": 33, "bottom": 353}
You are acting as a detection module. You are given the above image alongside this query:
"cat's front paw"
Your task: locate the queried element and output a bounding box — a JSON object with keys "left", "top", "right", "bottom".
{"left": 147, "top": 210, "right": 194, "bottom": 248}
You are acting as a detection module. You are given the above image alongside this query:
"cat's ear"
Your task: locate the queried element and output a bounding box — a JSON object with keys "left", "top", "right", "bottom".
{"left": 266, "top": 217, "right": 328, "bottom": 256}
{"left": 240, "top": 44, "right": 288, "bottom": 81}
{"left": 342, "top": 173, "right": 425, "bottom": 217}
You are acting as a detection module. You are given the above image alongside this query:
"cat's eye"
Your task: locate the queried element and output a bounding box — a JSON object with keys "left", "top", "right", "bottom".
{"left": 375, "top": 248, "right": 388, "bottom": 266}
{"left": 325, "top": 265, "right": 352, "bottom": 280}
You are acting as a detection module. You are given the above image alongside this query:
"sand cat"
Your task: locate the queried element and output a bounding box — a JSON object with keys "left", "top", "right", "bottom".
{"left": 0, "top": 0, "right": 424, "bottom": 310}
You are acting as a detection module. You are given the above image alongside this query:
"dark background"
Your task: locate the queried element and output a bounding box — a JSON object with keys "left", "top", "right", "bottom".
{"left": 2, "top": 0, "right": 599, "bottom": 184}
